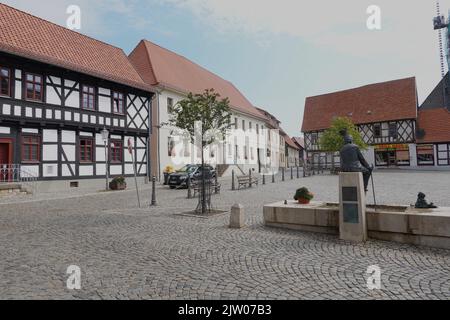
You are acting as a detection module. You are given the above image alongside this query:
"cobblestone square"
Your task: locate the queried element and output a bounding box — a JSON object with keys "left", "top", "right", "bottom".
{"left": 0, "top": 170, "right": 449, "bottom": 299}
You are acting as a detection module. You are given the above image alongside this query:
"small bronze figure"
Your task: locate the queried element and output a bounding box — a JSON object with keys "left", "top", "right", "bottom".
{"left": 415, "top": 192, "right": 437, "bottom": 209}
{"left": 339, "top": 130, "right": 372, "bottom": 192}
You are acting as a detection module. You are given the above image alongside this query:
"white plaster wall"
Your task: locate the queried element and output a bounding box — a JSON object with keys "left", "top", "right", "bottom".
{"left": 96, "top": 147, "right": 105, "bottom": 162}
{"left": 62, "top": 163, "right": 75, "bottom": 177}
{"left": 43, "top": 129, "right": 58, "bottom": 142}
{"left": 65, "top": 89, "right": 80, "bottom": 108}
{"left": 61, "top": 130, "right": 75, "bottom": 143}
{"left": 43, "top": 145, "right": 58, "bottom": 161}
{"left": 46, "top": 86, "right": 61, "bottom": 105}
{"left": 99, "top": 96, "right": 111, "bottom": 113}
{"left": 110, "top": 165, "right": 122, "bottom": 175}
{"left": 14, "top": 80, "right": 21, "bottom": 100}
{"left": 62, "top": 145, "right": 75, "bottom": 161}
{"left": 0, "top": 126, "right": 10, "bottom": 134}
{"left": 96, "top": 163, "right": 106, "bottom": 175}
{"left": 79, "top": 165, "right": 94, "bottom": 176}
{"left": 43, "top": 164, "right": 58, "bottom": 177}
{"left": 157, "top": 89, "right": 266, "bottom": 174}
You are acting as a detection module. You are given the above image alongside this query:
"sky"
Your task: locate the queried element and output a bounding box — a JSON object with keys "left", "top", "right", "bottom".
{"left": 2, "top": 0, "right": 450, "bottom": 138}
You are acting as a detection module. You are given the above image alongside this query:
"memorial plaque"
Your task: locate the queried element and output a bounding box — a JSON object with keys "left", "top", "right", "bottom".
{"left": 342, "top": 187, "right": 358, "bottom": 202}
{"left": 343, "top": 203, "right": 359, "bottom": 223}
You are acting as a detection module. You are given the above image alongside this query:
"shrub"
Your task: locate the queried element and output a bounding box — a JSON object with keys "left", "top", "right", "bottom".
{"left": 294, "top": 187, "right": 314, "bottom": 201}
{"left": 111, "top": 176, "right": 125, "bottom": 184}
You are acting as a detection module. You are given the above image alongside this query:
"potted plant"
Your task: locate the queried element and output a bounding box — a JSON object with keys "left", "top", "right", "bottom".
{"left": 109, "top": 176, "right": 127, "bottom": 190}
{"left": 294, "top": 187, "right": 314, "bottom": 204}
{"left": 163, "top": 165, "right": 175, "bottom": 185}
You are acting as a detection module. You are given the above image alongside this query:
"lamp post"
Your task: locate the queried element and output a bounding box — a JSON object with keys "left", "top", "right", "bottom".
{"left": 101, "top": 127, "right": 109, "bottom": 191}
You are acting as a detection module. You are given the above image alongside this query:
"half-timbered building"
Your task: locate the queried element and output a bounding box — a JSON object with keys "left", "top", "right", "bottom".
{"left": 301, "top": 77, "right": 418, "bottom": 168}
{"left": 415, "top": 73, "right": 450, "bottom": 168}
{"left": 0, "top": 4, "right": 153, "bottom": 189}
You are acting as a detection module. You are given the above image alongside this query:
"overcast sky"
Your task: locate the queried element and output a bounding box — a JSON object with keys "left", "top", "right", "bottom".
{"left": 3, "top": 0, "right": 450, "bottom": 137}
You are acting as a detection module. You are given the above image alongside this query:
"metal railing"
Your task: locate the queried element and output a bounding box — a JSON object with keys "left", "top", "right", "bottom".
{"left": 0, "top": 164, "right": 38, "bottom": 194}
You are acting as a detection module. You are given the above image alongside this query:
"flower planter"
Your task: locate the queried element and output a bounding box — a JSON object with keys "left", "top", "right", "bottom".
{"left": 298, "top": 198, "right": 311, "bottom": 204}
{"left": 109, "top": 177, "right": 127, "bottom": 191}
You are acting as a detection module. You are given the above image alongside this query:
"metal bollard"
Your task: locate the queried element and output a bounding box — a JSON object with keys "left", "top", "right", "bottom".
{"left": 151, "top": 176, "right": 157, "bottom": 206}
{"left": 297, "top": 166, "right": 300, "bottom": 179}
{"left": 282, "top": 168, "right": 285, "bottom": 181}
{"left": 249, "top": 169, "right": 252, "bottom": 188}
{"left": 272, "top": 172, "right": 275, "bottom": 183}
{"left": 231, "top": 170, "right": 235, "bottom": 190}
{"left": 262, "top": 173, "right": 265, "bottom": 185}
{"left": 290, "top": 167, "right": 293, "bottom": 180}
{"left": 215, "top": 173, "right": 219, "bottom": 194}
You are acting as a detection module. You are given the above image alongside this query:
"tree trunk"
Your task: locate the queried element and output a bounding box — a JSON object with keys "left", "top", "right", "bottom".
{"left": 201, "top": 142, "right": 206, "bottom": 214}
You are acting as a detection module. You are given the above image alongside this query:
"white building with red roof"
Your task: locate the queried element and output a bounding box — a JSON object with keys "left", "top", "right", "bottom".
{"left": 129, "top": 40, "right": 275, "bottom": 178}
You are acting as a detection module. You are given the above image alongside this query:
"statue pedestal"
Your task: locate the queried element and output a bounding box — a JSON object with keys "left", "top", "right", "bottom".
{"left": 339, "top": 172, "right": 367, "bottom": 242}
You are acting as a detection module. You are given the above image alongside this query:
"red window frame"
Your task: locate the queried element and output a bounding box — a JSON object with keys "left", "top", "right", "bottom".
{"left": 25, "top": 73, "right": 43, "bottom": 101}
{"left": 81, "top": 85, "right": 96, "bottom": 110}
{"left": 110, "top": 139, "right": 123, "bottom": 163}
{"left": 112, "top": 91, "right": 125, "bottom": 114}
{"left": 0, "top": 66, "right": 11, "bottom": 97}
{"left": 79, "top": 138, "right": 94, "bottom": 163}
{"left": 21, "top": 135, "right": 40, "bottom": 163}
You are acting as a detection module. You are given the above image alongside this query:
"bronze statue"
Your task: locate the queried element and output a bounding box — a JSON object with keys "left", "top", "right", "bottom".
{"left": 339, "top": 130, "right": 372, "bottom": 192}
{"left": 415, "top": 192, "right": 437, "bottom": 209}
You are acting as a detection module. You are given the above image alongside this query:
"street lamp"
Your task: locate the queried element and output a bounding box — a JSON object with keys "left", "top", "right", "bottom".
{"left": 101, "top": 127, "right": 109, "bottom": 191}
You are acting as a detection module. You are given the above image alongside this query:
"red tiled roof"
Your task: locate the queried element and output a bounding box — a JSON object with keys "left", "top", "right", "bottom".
{"left": 292, "top": 136, "right": 305, "bottom": 149}
{"left": 0, "top": 4, "right": 153, "bottom": 92}
{"left": 417, "top": 108, "right": 450, "bottom": 143}
{"left": 129, "top": 40, "right": 267, "bottom": 120}
{"left": 301, "top": 77, "right": 417, "bottom": 132}
{"left": 285, "top": 135, "right": 300, "bottom": 150}
{"left": 255, "top": 106, "right": 281, "bottom": 128}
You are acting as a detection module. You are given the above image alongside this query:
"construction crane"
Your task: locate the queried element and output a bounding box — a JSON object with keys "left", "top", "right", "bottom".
{"left": 433, "top": 0, "right": 449, "bottom": 107}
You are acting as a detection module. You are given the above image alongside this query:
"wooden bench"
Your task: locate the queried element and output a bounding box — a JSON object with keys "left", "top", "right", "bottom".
{"left": 190, "top": 179, "right": 221, "bottom": 197}
{"left": 237, "top": 175, "right": 258, "bottom": 189}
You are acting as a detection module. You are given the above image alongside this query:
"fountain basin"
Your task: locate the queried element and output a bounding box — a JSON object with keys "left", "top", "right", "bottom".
{"left": 263, "top": 201, "right": 450, "bottom": 250}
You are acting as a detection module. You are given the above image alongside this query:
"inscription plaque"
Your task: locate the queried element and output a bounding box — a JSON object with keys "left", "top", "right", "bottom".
{"left": 342, "top": 187, "right": 358, "bottom": 202}
{"left": 343, "top": 203, "right": 359, "bottom": 223}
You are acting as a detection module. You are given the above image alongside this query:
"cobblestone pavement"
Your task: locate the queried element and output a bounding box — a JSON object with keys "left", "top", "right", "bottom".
{"left": 0, "top": 170, "right": 449, "bottom": 299}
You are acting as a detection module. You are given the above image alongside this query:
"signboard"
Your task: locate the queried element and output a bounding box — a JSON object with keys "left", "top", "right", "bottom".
{"left": 374, "top": 144, "right": 409, "bottom": 151}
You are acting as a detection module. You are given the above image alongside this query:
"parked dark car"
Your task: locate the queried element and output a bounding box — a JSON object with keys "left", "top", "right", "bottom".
{"left": 168, "top": 164, "right": 216, "bottom": 189}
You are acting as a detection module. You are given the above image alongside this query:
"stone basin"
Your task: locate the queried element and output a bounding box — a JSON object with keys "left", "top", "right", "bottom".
{"left": 263, "top": 201, "right": 450, "bottom": 250}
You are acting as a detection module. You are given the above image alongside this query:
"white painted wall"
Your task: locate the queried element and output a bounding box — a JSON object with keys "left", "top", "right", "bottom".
{"left": 157, "top": 89, "right": 268, "bottom": 175}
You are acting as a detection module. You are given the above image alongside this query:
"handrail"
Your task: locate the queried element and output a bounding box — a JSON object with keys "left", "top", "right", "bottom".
{"left": 0, "top": 164, "right": 38, "bottom": 194}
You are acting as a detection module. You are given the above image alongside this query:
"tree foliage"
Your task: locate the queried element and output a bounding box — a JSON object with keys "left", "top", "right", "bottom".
{"left": 166, "top": 88, "right": 232, "bottom": 148}
{"left": 319, "top": 117, "right": 367, "bottom": 152}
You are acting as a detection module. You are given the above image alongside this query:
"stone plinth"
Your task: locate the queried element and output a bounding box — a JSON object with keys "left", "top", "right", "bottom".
{"left": 230, "top": 203, "right": 245, "bottom": 228}
{"left": 339, "top": 172, "right": 367, "bottom": 242}
{"left": 263, "top": 201, "right": 338, "bottom": 234}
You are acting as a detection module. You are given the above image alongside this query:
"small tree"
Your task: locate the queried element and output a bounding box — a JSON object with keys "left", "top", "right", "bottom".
{"left": 167, "top": 88, "right": 232, "bottom": 213}
{"left": 319, "top": 117, "right": 367, "bottom": 169}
